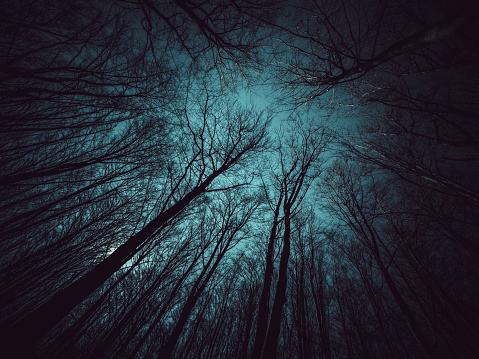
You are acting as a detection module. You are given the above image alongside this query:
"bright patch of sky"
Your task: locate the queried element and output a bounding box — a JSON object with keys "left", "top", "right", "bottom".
{"left": 235, "top": 83, "right": 291, "bottom": 129}
{"left": 237, "top": 86, "right": 271, "bottom": 111}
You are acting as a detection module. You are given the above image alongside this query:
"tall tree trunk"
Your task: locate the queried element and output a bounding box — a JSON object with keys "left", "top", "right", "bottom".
{"left": 158, "top": 250, "right": 226, "bottom": 358}
{"left": 239, "top": 290, "right": 256, "bottom": 359}
{"left": 46, "top": 254, "right": 144, "bottom": 357}
{"left": 361, "top": 214, "right": 439, "bottom": 359}
{"left": 90, "top": 242, "right": 187, "bottom": 359}
{"left": 126, "top": 249, "right": 202, "bottom": 359}
{"left": 261, "top": 204, "right": 291, "bottom": 358}
{"left": 0, "top": 166, "right": 228, "bottom": 357}
{"left": 251, "top": 194, "right": 282, "bottom": 359}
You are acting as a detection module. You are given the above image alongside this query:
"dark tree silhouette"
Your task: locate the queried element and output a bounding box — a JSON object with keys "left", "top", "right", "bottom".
{"left": 1, "top": 0, "right": 479, "bottom": 358}
{"left": 252, "top": 122, "right": 330, "bottom": 358}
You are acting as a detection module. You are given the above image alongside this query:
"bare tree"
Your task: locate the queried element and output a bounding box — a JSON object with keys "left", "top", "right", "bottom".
{"left": 252, "top": 121, "right": 330, "bottom": 359}
{"left": 269, "top": 0, "right": 479, "bottom": 104}
{"left": 0, "top": 91, "right": 269, "bottom": 357}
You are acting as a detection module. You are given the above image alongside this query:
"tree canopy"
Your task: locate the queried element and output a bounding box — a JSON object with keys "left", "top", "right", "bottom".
{"left": 1, "top": 0, "right": 478, "bottom": 358}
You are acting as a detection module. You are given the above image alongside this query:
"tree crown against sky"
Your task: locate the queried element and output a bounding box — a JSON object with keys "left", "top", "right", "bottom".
{"left": 1, "top": 0, "right": 478, "bottom": 358}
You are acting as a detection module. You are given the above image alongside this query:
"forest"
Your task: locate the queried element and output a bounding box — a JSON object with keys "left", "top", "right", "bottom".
{"left": 1, "top": 0, "right": 478, "bottom": 358}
